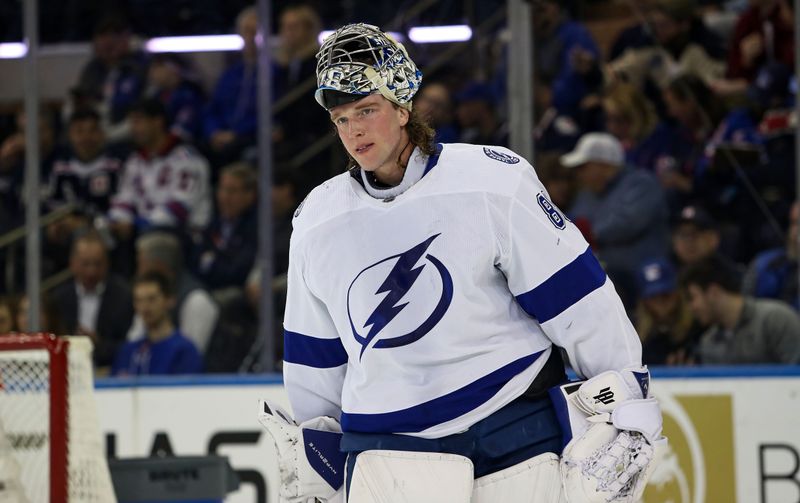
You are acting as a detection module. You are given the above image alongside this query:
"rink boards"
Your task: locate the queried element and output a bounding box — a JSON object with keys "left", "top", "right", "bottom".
{"left": 94, "top": 367, "right": 800, "bottom": 503}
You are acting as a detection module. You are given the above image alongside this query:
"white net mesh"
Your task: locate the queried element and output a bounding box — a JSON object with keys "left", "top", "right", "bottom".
{"left": 0, "top": 336, "right": 117, "bottom": 503}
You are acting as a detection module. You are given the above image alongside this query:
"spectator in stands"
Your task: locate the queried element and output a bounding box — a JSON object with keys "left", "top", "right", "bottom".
{"left": 112, "top": 270, "right": 203, "bottom": 376}
{"left": 132, "top": 231, "right": 219, "bottom": 354}
{"left": 203, "top": 6, "right": 259, "bottom": 167}
{"left": 0, "top": 297, "right": 15, "bottom": 334}
{"left": 601, "top": 82, "right": 661, "bottom": 167}
{"left": 46, "top": 108, "right": 123, "bottom": 266}
{"left": 563, "top": 133, "right": 669, "bottom": 309}
{"left": 0, "top": 106, "right": 60, "bottom": 234}
{"left": 455, "top": 82, "right": 507, "bottom": 146}
{"left": 682, "top": 254, "right": 800, "bottom": 363}
{"left": 145, "top": 53, "right": 206, "bottom": 142}
{"left": 274, "top": 3, "right": 320, "bottom": 87}
{"left": 415, "top": 82, "right": 458, "bottom": 144}
{"left": 533, "top": 0, "right": 602, "bottom": 118}
{"left": 51, "top": 231, "right": 133, "bottom": 368}
{"left": 72, "top": 14, "right": 146, "bottom": 140}
{"left": 236, "top": 165, "right": 300, "bottom": 304}
{"left": 48, "top": 109, "right": 122, "bottom": 217}
{"left": 0, "top": 107, "right": 63, "bottom": 284}
{"left": 272, "top": 3, "right": 330, "bottom": 192}
{"left": 199, "top": 163, "right": 295, "bottom": 373}
{"left": 671, "top": 204, "right": 745, "bottom": 279}
{"left": 608, "top": 0, "right": 659, "bottom": 62}
{"left": 753, "top": 63, "right": 795, "bottom": 137}
{"left": 713, "top": 0, "right": 795, "bottom": 96}
{"left": 658, "top": 74, "right": 726, "bottom": 211}
{"left": 635, "top": 258, "right": 703, "bottom": 365}
{"left": 192, "top": 162, "right": 258, "bottom": 292}
{"left": 607, "top": 0, "right": 726, "bottom": 91}
{"left": 109, "top": 99, "right": 211, "bottom": 242}
{"left": 742, "top": 202, "right": 799, "bottom": 309}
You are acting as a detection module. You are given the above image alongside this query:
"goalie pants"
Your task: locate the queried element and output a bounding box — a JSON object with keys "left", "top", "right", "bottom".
{"left": 341, "top": 393, "right": 563, "bottom": 496}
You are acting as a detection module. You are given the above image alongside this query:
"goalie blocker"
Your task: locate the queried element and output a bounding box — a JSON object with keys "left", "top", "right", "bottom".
{"left": 551, "top": 366, "right": 668, "bottom": 503}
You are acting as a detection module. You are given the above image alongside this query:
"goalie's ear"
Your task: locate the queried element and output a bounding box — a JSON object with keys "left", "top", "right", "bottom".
{"left": 396, "top": 104, "right": 410, "bottom": 127}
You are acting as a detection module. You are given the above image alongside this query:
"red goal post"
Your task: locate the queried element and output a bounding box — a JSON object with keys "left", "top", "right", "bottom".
{"left": 0, "top": 333, "right": 116, "bottom": 502}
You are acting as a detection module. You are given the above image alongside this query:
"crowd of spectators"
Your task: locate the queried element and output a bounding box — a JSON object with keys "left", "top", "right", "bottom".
{"left": 527, "top": 0, "right": 800, "bottom": 366}
{"left": 0, "top": 3, "right": 328, "bottom": 374}
{"left": 0, "top": 0, "right": 799, "bottom": 374}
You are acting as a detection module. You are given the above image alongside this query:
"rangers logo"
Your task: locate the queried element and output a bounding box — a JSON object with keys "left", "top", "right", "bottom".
{"left": 537, "top": 193, "right": 566, "bottom": 230}
{"left": 483, "top": 147, "right": 520, "bottom": 164}
{"left": 347, "top": 234, "right": 453, "bottom": 359}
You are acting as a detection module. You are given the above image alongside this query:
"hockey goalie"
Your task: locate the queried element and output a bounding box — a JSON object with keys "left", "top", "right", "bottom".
{"left": 258, "top": 22, "right": 667, "bottom": 502}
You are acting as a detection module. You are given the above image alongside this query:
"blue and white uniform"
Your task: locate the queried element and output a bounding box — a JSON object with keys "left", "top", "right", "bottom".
{"left": 283, "top": 143, "right": 642, "bottom": 440}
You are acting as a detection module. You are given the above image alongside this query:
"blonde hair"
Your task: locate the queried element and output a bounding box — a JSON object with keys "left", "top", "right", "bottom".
{"left": 602, "top": 82, "right": 657, "bottom": 143}
{"left": 635, "top": 293, "right": 695, "bottom": 344}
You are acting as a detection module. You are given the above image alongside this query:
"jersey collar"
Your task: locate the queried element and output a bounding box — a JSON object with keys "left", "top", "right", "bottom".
{"left": 350, "top": 143, "right": 443, "bottom": 200}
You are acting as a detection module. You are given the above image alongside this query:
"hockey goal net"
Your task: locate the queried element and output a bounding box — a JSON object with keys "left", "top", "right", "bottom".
{"left": 0, "top": 334, "right": 116, "bottom": 502}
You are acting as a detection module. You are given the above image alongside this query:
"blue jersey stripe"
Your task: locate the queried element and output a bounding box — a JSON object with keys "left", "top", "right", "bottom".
{"left": 283, "top": 330, "right": 348, "bottom": 368}
{"left": 515, "top": 247, "right": 606, "bottom": 324}
{"left": 340, "top": 350, "right": 544, "bottom": 433}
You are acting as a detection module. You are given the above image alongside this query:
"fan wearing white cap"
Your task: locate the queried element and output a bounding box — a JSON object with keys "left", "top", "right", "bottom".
{"left": 258, "top": 24, "right": 666, "bottom": 503}
{"left": 562, "top": 132, "right": 671, "bottom": 311}
{"left": 560, "top": 132, "right": 626, "bottom": 192}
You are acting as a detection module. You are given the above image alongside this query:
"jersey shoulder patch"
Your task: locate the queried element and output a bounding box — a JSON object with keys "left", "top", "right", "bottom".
{"left": 483, "top": 147, "right": 520, "bottom": 164}
{"left": 536, "top": 192, "right": 566, "bottom": 230}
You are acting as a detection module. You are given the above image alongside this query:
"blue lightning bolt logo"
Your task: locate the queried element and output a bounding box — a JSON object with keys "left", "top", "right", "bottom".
{"left": 347, "top": 234, "right": 450, "bottom": 359}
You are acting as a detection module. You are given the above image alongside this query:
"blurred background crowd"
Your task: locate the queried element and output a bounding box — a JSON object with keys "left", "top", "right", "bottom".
{"left": 0, "top": 0, "right": 798, "bottom": 375}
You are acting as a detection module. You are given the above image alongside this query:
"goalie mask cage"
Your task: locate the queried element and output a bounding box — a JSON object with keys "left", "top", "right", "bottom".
{"left": 0, "top": 334, "right": 117, "bottom": 502}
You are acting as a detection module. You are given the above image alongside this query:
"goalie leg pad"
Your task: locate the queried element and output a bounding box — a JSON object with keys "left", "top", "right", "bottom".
{"left": 472, "top": 452, "right": 565, "bottom": 503}
{"left": 347, "top": 450, "right": 474, "bottom": 503}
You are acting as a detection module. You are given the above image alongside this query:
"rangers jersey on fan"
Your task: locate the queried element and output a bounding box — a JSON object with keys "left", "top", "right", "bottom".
{"left": 110, "top": 138, "right": 211, "bottom": 229}
{"left": 283, "top": 143, "right": 642, "bottom": 439}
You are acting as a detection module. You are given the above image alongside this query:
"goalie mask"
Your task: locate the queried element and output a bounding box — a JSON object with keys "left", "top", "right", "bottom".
{"left": 315, "top": 23, "right": 422, "bottom": 111}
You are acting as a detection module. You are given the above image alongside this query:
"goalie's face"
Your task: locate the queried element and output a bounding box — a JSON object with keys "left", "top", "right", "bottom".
{"left": 330, "top": 94, "right": 410, "bottom": 183}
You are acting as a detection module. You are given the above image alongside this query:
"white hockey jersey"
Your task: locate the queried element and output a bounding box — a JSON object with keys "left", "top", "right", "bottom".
{"left": 283, "top": 143, "right": 642, "bottom": 439}
{"left": 109, "top": 138, "right": 211, "bottom": 229}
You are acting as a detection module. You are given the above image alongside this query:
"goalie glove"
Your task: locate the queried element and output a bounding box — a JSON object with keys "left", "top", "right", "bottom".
{"left": 550, "top": 367, "right": 668, "bottom": 503}
{"left": 257, "top": 400, "right": 347, "bottom": 503}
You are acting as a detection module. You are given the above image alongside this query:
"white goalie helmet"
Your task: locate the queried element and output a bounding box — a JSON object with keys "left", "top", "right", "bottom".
{"left": 315, "top": 23, "right": 423, "bottom": 111}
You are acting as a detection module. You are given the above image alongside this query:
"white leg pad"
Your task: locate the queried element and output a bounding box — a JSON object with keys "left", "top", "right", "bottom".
{"left": 347, "top": 450, "right": 474, "bottom": 503}
{"left": 471, "top": 452, "right": 566, "bottom": 503}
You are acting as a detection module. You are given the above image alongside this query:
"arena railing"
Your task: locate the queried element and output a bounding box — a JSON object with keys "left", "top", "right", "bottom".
{"left": 0, "top": 203, "right": 76, "bottom": 293}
